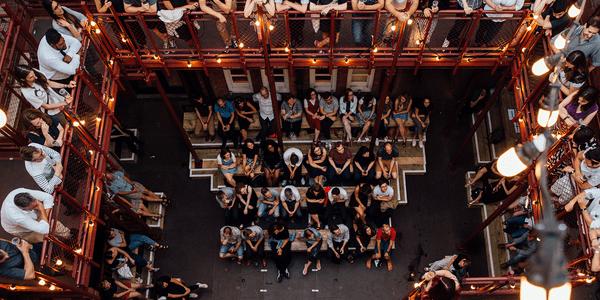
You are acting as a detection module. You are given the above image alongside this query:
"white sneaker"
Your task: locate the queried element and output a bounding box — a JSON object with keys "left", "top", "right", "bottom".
{"left": 281, "top": 180, "right": 287, "bottom": 187}
{"left": 189, "top": 293, "right": 198, "bottom": 298}
{"left": 442, "top": 38, "right": 449, "bottom": 48}
{"left": 419, "top": 140, "right": 423, "bottom": 148}
{"left": 412, "top": 139, "right": 417, "bottom": 147}
{"left": 301, "top": 178, "right": 306, "bottom": 186}
{"left": 375, "top": 138, "right": 379, "bottom": 146}
{"left": 196, "top": 283, "right": 209, "bottom": 288}
{"left": 365, "top": 137, "right": 371, "bottom": 142}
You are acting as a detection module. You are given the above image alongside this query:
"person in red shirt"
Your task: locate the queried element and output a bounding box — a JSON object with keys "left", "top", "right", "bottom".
{"left": 367, "top": 223, "right": 396, "bottom": 270}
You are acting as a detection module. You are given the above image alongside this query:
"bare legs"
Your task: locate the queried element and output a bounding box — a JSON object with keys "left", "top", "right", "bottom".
{"left": 265, "top": 169, "right": 281, "bottom": 187}
{"left": 224, "top": 173, "right": 237, "bottom": 186}
{"left": 342, "top": 115, "right": 353, "bottom": 142}
{"left": 357, "top": 121, "right": 371, "bottom": 141}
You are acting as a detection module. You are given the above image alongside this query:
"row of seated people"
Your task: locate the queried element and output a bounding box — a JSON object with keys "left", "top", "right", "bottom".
{"left": 217, "top": 140, "right": 402, "bottom": 187}
{"left": 194, "top": 87, "right": 433, "bottom": 149}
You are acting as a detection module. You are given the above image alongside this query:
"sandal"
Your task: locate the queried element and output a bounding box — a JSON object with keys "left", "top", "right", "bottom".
{"left": 387, "top": 261, "right": 393, "bottom": 271}
{"left": 366, "top": 260, "right": 372, "bottom": 269}
{"left": 303, "top": 263, "right": 309, "bottom": 275}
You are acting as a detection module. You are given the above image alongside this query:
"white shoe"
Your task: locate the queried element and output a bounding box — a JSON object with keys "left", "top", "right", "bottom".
{"left": 375, "top": 138, "right": 379, "bottom": 146}
{"left": 196, "top": 283, "right": 209, "bottom": 288}
{"left": 419, "top": 140, "right": 423, "bottom": 148}
{"left": 442, "top": 38, "right": 449, "bottom": 48}
{"left": 301, "top": 178, "right": 306, "bottom": 186}
{"left": 365, "top": 137, "right": 371, "bottom": 142}
{"left": 189, "top": 293, "right": 198, "bottom": 298}
{"left": 412, "top": 139, "right": 417, "bottom": 147}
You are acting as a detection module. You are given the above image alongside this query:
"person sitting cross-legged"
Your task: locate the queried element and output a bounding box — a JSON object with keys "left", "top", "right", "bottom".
{"left": 326, "top": 223, "right": 350, "bottom": 264}
{"left": 280, "top": 185, "right": 302, "bottom": 222}
{"left": 242, "top": 225, "right": 267, "bottom": 267}
{"left": 258, "top": 187, "right": 280, "bottom": 223}
{"left": 219, "top": 225, "right": 244, "bottom": 264}
{"left": 328, "top": 142, "right": 352, "bottom": 184}
{"left": 366, "top": 223, "right": 396, "bottom": 270}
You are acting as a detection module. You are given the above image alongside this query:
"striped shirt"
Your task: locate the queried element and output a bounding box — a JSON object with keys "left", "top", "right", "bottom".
{"left": 24, "top": 143, "right": 62, "bottom": 194}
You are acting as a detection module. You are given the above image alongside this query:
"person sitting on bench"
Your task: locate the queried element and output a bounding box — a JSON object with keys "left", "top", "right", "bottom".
{"left": 242, "top": 225, "right": 266, "bottom": 267}
{"left": 280, "top": 185, "right": 302, "bottom": 222}
{"left": 324, "top": 187, "right": 348, "bottom": 225}
{"left": 327, "top": 223, "right": 349, "bottom": 264}
{"left": 282, "top": 147, "right": 304, "bottom": 186}
{"left": 300, "top": 227, "right": 322, "bottom": 275}
{"left": 366, "top": 223, "right": 396, "bottom": 270}
{"left": 258, "top": 187, "right": 280, "bottom": 223}
{"left": 219, "top": 225, "right": 244, "bottom": 264}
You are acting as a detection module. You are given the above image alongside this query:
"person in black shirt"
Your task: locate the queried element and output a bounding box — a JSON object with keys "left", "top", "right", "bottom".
{"left": 97, "top": 277, "right": 152, "bottom": 299}
{"left": 242, "top": 139, "right": 262, "bottom": 180}
{"left": 534, "top": 0, "right": 569, "bottom": 37}
{"left": 353, "top": 146, "right": 375, "bottom": 184}
{"left": 306, "top": 183, "right": 326, "bottom": 229}
{"left": 155, "top": 276, "right": 208, "bottom": 299}
{"left": 310, "top": 0, "right": 348, "bottom": 49}
{"left": 410, "top": 97, "right": 433, "bottom": 148}
{"left": 234, "top": 97, "right": 257, "bottom": 142}
{"left": 268, "top": 222, "right": 292, "bottom": 282}
{"left": 263, "top": 139, "right": 283, "bottom": 187}
{"left": 190, "top": 93, "right": 215, "bottom": 141}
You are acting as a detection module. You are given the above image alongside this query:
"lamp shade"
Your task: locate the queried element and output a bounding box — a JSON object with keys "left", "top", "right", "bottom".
{"left": 497, "top": 147, "right": 528, "bottom": 177}
{"left": 553, "top": 35, "right": 566, "bottom": 50}
{"left": 548, "top": 282, "right": 571, "bottom": 300}
{"left": 537, "top": 108, "right": 559, "bottom": 127}
{"left": 0, "top": 110, "right": 6, "bottom": 128}
{"left": 532, "top": 58, "right": 550, "bottom": 76}
{"left": 568, "top": 4, "right": 581, "bottom": 18}
{"left": 520, "top": 276, "right": 547, "bottom": 300}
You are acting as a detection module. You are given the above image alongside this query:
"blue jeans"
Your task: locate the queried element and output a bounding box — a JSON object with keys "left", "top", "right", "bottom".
{"left": 374, "top": 240, "right": 392, "bottom": 256}
{"left": 307, "top": 239, "right": 323, "bottom": 263}
{"left": 507, "top": 252, "right": 529, "bottom": 266}
{"left": 127, "top": 234, "right": 156, "bottom": 251}
{"left": 258, "top": 202, "right": 279, "bottom": 222}
{"left": 281, "top": 202, "right": 302, "bottom": 218}
{"left": 219, "top": 243, "right": 244, "bottom": 258}
{"left": 328, "top": 163, "right": 351, "bottom": 181}
{"left": 353, "top": 165, "right": 375, "bottom": 184}
{"left": 505, "top": 215, "right": 529, "bottom": 238}
{"left": 352, "top": 16, "right": 374, "bottom": 47}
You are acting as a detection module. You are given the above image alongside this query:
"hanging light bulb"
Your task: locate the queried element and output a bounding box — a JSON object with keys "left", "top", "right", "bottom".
{"left": 416, "top": 39, "right": 421, "bottom": 45}
{"left": 153, "top": 54, "right": 159, "bottom": 60}
{"left": 586, "top": 277, "right": 595, "bottom": 284}
{"left": 255, "top": 19, "right": 260, "bottom": 26}
{"left": 537, "top": 108, "right": 559, "bottom": 127}
{"left": 568, "top": 4, "right": 581, "bottom": 18}
{"left": 532, "top": 58, "right": 550, "bottom": 76}
{"left": 39, "top": 279, "right": 46, "bottom": 285}
{"left": 80, "top": 120, "right": 86, "bottom": 125}
{"left": 239, "top": 42, "right": 244, "bottom": 48}
{"left": 217, "top": 58, "right": 222, "bottom": 63}
{"left": 49, "top": 285, "right": 56, "bottom": 291}
{"left": 187, "top": 61, "right": 192, "bottom": 67}
{"left": 538, "top": 82, "right": 560, "bottom": 127}
{"left": 9, "top": 284, "right": 16, "bottom": 290}
{"left": 312, "top": 58, "right": 317, "bottom": 63}
{"left": 285, "top": 46, "right": 290, "bottom": 52}
{"left": 73, "top": 121, "right": 80, "bottom": 127}
{"left": 527, "top": 25, "right": 532, "bottom": 31}
{"left": 373, "top": 47, "right": 378, "bottom": 53}
{"left": 74, "top": 248, "right": 82, "bottom": 254}
{"left": 95, "top": 28, "right": 101, "bottom": 34}
{"left": 121, "top": 37, "right": 127, "bottom": 43}
{"left": 497, "top": 134, "right": 550, "bottom": 177}
{"left": 56, "top": 259, "right": 63, "bottom": 266}
{"left": 407, "top": 19, "right": 413, "bottom": 25}
{"left": 497, "top": 147, "right": 528, "bottom": 177}
{"left": 109, "top": 96, "right": 115, "bottom": 102}
{"left": 0, "top": 109, "right": 6, "bottom": 128}
{"left": 344, "top": 58, "right": 349, "bottom": 63}
{"left": 554, "top": 35, "right": 566, "bottom": 49}
{"left": 436, "top": 56, "right": 441, "bottom": 61}
{"left": 391, "top": 25, "right": 396, "bottom": 31}
{"left": 90, "top": 20, "right": 97, "bottom": 27}
{"left": 269, "top": 24, "right": 274, "bottom": 30}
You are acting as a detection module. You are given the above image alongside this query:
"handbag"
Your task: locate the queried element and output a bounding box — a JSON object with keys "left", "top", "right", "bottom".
{"left": 550, "top": 173, "right": 576, "bottom": 206}
{"left": 117, "top": 264, "right": 134, "bottom": 280}
{"left": 380, "top": 199, "right": 398, "bottom": 212}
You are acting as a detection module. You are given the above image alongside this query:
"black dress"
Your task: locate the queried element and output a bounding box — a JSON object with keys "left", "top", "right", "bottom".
{"left": 269, "top": 225, "right": 292, "bottom": 273}
{"left": 306, "top": 189, "right": 326, "bottom": 214}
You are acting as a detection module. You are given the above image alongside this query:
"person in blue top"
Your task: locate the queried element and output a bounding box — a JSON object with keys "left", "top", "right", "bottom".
{"left": 0, "top": 239, "right": 42, "bottom": 280}
{"left": 214, "top": 97, "right": 239, "bottom": 149}
{"left": 105, "top": 170, "right": 167, "bottom": 220}
{"left": 351, "top": 0, "right": 384, "bottom": 47}
{"left": 299, "top": 227, "right": 322, "bottom": 275}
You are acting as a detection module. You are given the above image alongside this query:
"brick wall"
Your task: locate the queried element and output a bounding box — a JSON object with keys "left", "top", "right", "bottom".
{"left": 208, "top": 69, "right": 230, "bottom": 98}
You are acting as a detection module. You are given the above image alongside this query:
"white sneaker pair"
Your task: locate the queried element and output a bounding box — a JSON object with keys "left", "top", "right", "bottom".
{"left": 412, "top": 139, "right": 417, "bottom": 147}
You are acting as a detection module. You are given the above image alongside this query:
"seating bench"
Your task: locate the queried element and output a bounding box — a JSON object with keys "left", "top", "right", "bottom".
{"left": 262, "top": 229, "right": 394, "bottom": 252}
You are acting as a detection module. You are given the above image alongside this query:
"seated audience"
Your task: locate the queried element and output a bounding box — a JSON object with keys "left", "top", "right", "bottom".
{"left": 304, "top": 88, "right": 324, "bottom": 142}
{"left": 235, "top": 183, "right": 259, "bottom": 227}
{"left": 283, "top": 147, "right": 304, "bottom": 186}
{"left": 367, "top": 223, "right": 396, "bottom": 270}
{"left": 426, "top": 254, "right": 471, "bottom": 283}
{"left": 328, "top": 142, "right": 352, "bottom": 184}
{"left": 353, "top": 146, "right": 376, "bottom": 184}
{"left": 1, "top": 188, "right": 73, "bottom": 243}
{"left": 20, "top": 144, "right": 63, "bottom": 194}
{"left": 268, "top": 222, "right": 292, "bottom": 283}
{"left": 98, "top": 277, "right": 153, "bottom": 300}
{"left": 559, "top": 86, "right": 599, "bottom": 127}
{"left": 411, "top": 96, "right": 433, "bottom": 148}
{"left": 258, "top": 187, "right": 280, "bottom": 222}
{"left": 218, "top": 147, "right": 239, "bottom": 187}
{"left": 557, "top": 50, "right": 589, "bottom": 96}
{"left": 190, "top": 93, "right": 215, "bottom": 141}
{"left": 107, "top": 228, "right": 168, "bottom": 251}
{"left": 219, "top": 225, "right": 244, "bottom": 264}
{"left": 499, "top": 232, "right": 538, "bottom": 269}
{"left": 502, "top": 213, "right": 533, "bottom": 239}
{"left": 263, "top": 139, "right": 283, "bottom": 187}
{"left": 105, "top": 246, "right": 158, "bottom": 273}
{"left": 216, "top": 187, "right": 239, "bottom": 226}
{"left": 350, "top": 183, "right": 372, "bottom": 224}
{"left": 281, "top": 95, "right": 303, "bottom": 140}
{"left": 327, "top": 223, "right": 350, "bottom": 264}
{"left": 376, "top": 142, "right": 399, "bottom": 180}
{"left": 306, "top": 183, "right": 327, "bottom": 229}
{"left": 20, "top": 109, "right": 64, "bottom": 152}
{"left": 242, "top": 225, "right": 267, "bottom": 267}
{"left": 280, "top": 185, "right": 302, "bottom": 220}
{"left": 0, "top": 239, "right": 42, "bottom": 280}
{"left": 234, "top": 97, "right": 257, "bottom": 142}
{"left": 319, "top": 92, "right": 339, "bottom": 146}
{"left": 214, "top": 97, "right": 239, "bottom": 149}
{"left": 305, "top": 142, "right": 328, "bottom": 186}
{"left": 242, "top": 139, "right": 262, "bottom": 180}
{"left": 14, "top": 64, "right": 74, "bottom": 126}
{"left": 155, "top": 276, "right": 208, "bottom": 299}
{"left": 300, "top": 227, "right": 322, "bottom": 275}
{"left": 357, "top": 94, "right": 377, "bottom": 143}
{"left": 311, "top": 0, "right": 348, "bottom": 49}
{"left": 533, "top": 0, "right": 569, "bottom": 38}
{"left": 339, "top": 89, "right": 358, "bottom": 144}
{"left": 105, "top": 170, "right": 167, "bottom": 220}
{"left": 347, "top": 220, "right": 376, "bottom": 263}
{"left": 392, "top": 93, "right": 412, "bottom": 146}
{"left": 37, "top": 28, "right": 81, "bottom": 85}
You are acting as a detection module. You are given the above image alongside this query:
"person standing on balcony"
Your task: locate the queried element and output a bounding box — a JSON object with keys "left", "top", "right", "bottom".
{"left": 163, "top": 0, "right": 200, "bottom": 49}
{"left": 190, "top": 93, "right": 215, "bottom": 142}
{"left": 20, "top": 144, "right": 63, "bottom": 194}
{"left": 37, "top": 28, "right": 82, "bottom": 89}
{"left": 533, "top": 0, "right": 569, "bottom": 38}
{"left": 441, "top": 0, "right": 482, "bottom": 50}
{"left": 252, "top": 87, "right": 282, "bottom": 145}
{"left": 311, "top": 0, "right": 348, "bottom": 49}
{"left": 384, "top": 0, "right": 418, "bottom": 45}
{"left": 200, "top": 0, "right": 239, "bottom": 51}
{"left": 214, "top": 97, "right": 239, "bottom": 148}
{"left": 549, "top": 17, "right": 600, "bottom": 72}
{"left": 351, "top": 0, "right": 384, "bottom": 47}
{"left": 14, "top": 64, "right": 74, "bottom": 126}
{"left": 123, "top": 0, "right": 170, "bottom": 51}
{"left": 474, "top": 0, "right": 524, "bottom": 48}
{"left": 407, "top": 0, "right": 449, "bottom": 47}
{"left": 339, "top": 88, "right": 358, "bottom": 145}
{"left": 0, "top": 239, "right": 42, "bottom": 280}
{"left": 319, "top": 92, "right": 339, "bottom": 148}
{"left": 275, "top": 0, "right": 309, "bottom": 47}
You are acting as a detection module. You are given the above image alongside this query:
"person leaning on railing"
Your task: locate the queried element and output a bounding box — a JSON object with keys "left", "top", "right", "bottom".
{"left": 562, "top": 147, "right": 600, "bottom": 191}
{"left": 558, "top": 86, "right": 599, "bottom": 127}
{"left": 406, "top": 0, "right": 449, "bottom": 47}
{"left": 441, "top": 0, "right": 482, "bottom": 50}
{"left": 199, "top": 0, "right": 238, "bottom": 50}
{"left": 163, "top": 0, "right": 200, "bottom": 49}
{"left": 310, "top": 0, "right": 348, "bottom": 49}
{"left": 274, "top": 0, "right": 309, "bottom": 47}
{"left": 555, "top": 50, "right": 589, "bottom": 96}
{"left": 548, "top": 16, "right": 600, "bottom": 73}
{"left": 20, "top": 144, "right": 64, "bottom": 195}
{"left": 474, "top": 0, "right": 524, "bottom": 48}
{"left": 20, "top": 109, "right": 65, "bottom": 152}
{"left": 532, "top": 0, "right": 569, "bottom": 38}
{"left": 0, "top": 238, "right": 42, "bottom": 280}
{"left": 123, "top": 0, "right": 170, "bottom": 50}
{"left": 350, "top": 0, "right": 384, "bottom": 47}
{"left": 383, "top": 0, "right": 418, "bottom": 45}
{"left": 37, "top": 28, "right": 82, "bottom": 91}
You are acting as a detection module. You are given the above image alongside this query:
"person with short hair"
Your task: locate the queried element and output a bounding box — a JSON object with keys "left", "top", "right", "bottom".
{"left": 97, "top": 277, "right": 153, "bottom": 299}
{"left": 268, "top": 222, "right": 292, "bottom": 282}
{"left": 241, "top": 139, "right": 262, "bottom": 180}
{"left": 281, "top": 95, "right": 303, "bottom": 140}
{"left": 533, "top": 0, "right": 569, "bottom": 37}
{"left": 353, "top": 146, "right": 376, "bottom": 184}
{"left": 328, "top": 142, "right": 352, "bottom": 183}
{"left": 0, "top": 239, "right": 42, "bottom": 280}
{"left": 280, "top": 185, "right": 302, "bottom": 221}
{"left": 549, "top": 16, "right": 600, "bottom": 72}
{"left": 216, "top": 187, "right": 239, "bottom": 225}
{"left": 411, "top": 97, "right": 433, "bottom": 148}
{"left": 252, "top": 87, "right": 282, "bottom": 144}
{"left": 218, "top": 147, "right": 239, "bottom": 187}
{"left": 214, "top": 97, "right": 239, "bottom": 149}
{"left": 154, "top": 276, "right": 208, "bottom": 299}
{"left": 376, "top": 142, "right": 399, "bottom": 180}
{"left": 300, "top": 227, "right": 322, "bottom": 275}
{"left": 37, "top": 28, "right": 81, "bottom": 84}
{"left": 319, "top": 92, "right": 339, "bottom": 146}
{"left": 324, "top": 187, "right": 348, "bottom": 225}
{"left": 563, "top": 147, "right": 600, "bottom": 190}
{"left": 242, "top": 225, "right": 267, "bottom": 267}
{"left": 235, "top": 183, "right": 259, "bottom": 227}
{"left": 366, "top": 223, "right": 396, "bottom": 270}
{"left": 21, "top": 143, "right": 63, "bottom": 194}
{"left": 189, "top": 93, "right": 215, "bottom": 141}
{"left": 219, "top": 225, "right": 244, "bottom": 264}
{"left": 326, "top": 223, "right": 349, "bottom": 264}
{"left": 369, "top": 178, "right": 395, "bottom": 226}
{"left": 1, "top": 188, "right": 73, "bottom": 243}
{"left": 283, "top": 147, "right": 304, "bottom": 186}
{"left": 258, "top": 187, "right": 280, "bottom": 222}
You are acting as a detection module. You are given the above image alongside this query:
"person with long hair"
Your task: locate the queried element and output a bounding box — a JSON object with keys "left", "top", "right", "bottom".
{"left": 306, "top": 183, "right": 326, "bottom": 229}
{"left": 235, "top": 183, "right": 259, "bottom": 227}
{"left": 305, "top": 142, "right": 328, "bottom": 186}
{"left": 304, "top": 88, "right": 324, "bottom": 142}
{"left": 14, "top": 65, "right": 74, "bottom": 126}
{"left": 299, "top": 227, "right": 322, "bottom": 275}
{"left": 42, "top": 0, "right": 87, "bottom": 41}
{"left": 262, "top": 139, "right": 283, "bottom": 187}
{"left": 350, "top": 182, "right": 372, "bottom": 224}
{"left": 339, "top": 88, "right": 358, "bottom": 144}
{"left": 559, "top": 86, "right": 599, "bottom": 126}
{"left": 366, "top": 223, "right": 396, "bottom": 270}
{"left": 356, "top": 94, "right": 376, "bottom": 143}
{"left": 217, "top": 147, "right": 238, "bottom": 187}
{"left": 234, "top": 97, "right": 257, "bottom": 142}
{"left": 347, "top": 220, "right": 376, "bottom": 263}
{"left": 558, "top": 50, "right": 589, "bottom": 95}
{"left": 242, "top": 139, "right": 262, "bottom": 180}
{"left": 411, "top": 97, "right": 433, "bottom": 148}
{"left": 391, "top": 93, "right": 412, "bottom": 146}
{"left": 20, "top": 109, "right": 64, "bottom": 151}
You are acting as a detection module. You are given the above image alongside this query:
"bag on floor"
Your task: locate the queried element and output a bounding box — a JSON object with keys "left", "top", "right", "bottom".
{"left": 117, "top": 264, "right": 134, "bottom": 280}
{"left": 550, "top": 173, "right": 576, "bottom": 206}
{"left": 380, "top": 199, "right": 398, "bottom": 212}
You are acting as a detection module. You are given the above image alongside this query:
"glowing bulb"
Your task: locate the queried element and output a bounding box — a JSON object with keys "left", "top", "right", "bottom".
{"left": 470, "top": 285, "right": 476, "bottom": 290}
{"left": 96, "top": 116, "right": 101, "bottom": 122}
{"left": 95, "top": 186, "right": 100, "bottom": 191}
{"left": 497, "top": 147, "right": 527, "bottom": 177}
{"left": 548, "top": 282, "right": 571, "bottom": 300}
{"left": 56, "top": 259, "right": 63, "bottom": 266}
{"left": 344, "top": 58, "right": 349, "bottom": 63}
{"left": 391, "top": 25, "right": 396, "bottom": 31}
{"left": 407, "top": 19, "right": 413, "bottom": 25}
{"left": 586, "top": 277, "right": 595, "bottom": 284}
{"left": 436, "top": 56, "right": 441, "bottom": 61}
{"left": 73, "top": 121, "right": 80, "bottom": 127}
{"left": 89, "top": 150, "right": 94, "bottom": 155}
{"left": 533, "top": 14, "right": 539, "bottom": 19}
{"left": 74, "top": 248, "right": 82, "bottom": 254}
{"left": 239, "top": 42, "right": 244, "bottom": 48}
{"left": 269, "top": 24, "right": 274, "bottom": 30}
{"left": 510, "top": 283, "right": 516, "bottom": 289}
{"left": 109, "top": 59, "right": 114, "bottom": 65}
{"left": 187, "top": 61, "right": 192, "bottom": 67}
{"left": 532, "top": 58, "right": 549, "bottom": 76}
{"left": 312, "top": 58, "right": 317, "bottom": 63}
{"left": 49, "top": 285, "right": 56, "bottom": 291}
{"left": 80, "top": 120, "right": 85, "bottom": 125}
{"left": 522, "top": 47, "right": 526, "bottom": 52}
{"left": 88, "top": 219, "right": 94, "bottom": 227}
{"left": 0, "top": 110, "right": 7, "bottom": 128}
{"left": 95, "top": 28, "right": 101, "bottom": 34}
{"left": 255, "top": 20, "right": 260, "bottom": 26}
{"left": 217, "top": 58, "right": 222, "bottom": 63}
{"left": 39, "top": 279, "right": 46, "bottom": 285}
{"left": 526, "top": 25, "right": 532, "bottom": 31}
{"left": 537, "top": 107, "right": 559, "bottom": 127}
{"left": 568, "top": 4, "right": 581, "bottom": 18}
{"left": 285, "top": 46, "right": 290, "bottom": 52}
{"left": 121, "top": 37, "right": 127, "bottom": 43}
{"left": 153, "top": 54, "right": 159, "bottom": 60}
{"left": 373, "top": 47, "right": 378, "bottom": 53}
{"left": 467, "top": 58, "right": 472, "bottom": 62}
{"left": 9, "top": 285, "right": 15, "bottom": 290}
{"left": 91, "top": 20, "right": 97, "bottom": 27}
{"left": 413, "top": 282, "right": 420, "bottom": 288}
{"left": 109, "top": 97, "right": 114, "bottom": 102}
{"left": 416, "top": 39, "right": 421, "bottom": 45}
{"left": 554, "top": 35, "right": 566, "bottom": 49}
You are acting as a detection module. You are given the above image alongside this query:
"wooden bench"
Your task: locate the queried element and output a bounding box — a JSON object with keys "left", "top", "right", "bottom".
{"left": 262, "top": 229, "right": 395, "bottom": 252}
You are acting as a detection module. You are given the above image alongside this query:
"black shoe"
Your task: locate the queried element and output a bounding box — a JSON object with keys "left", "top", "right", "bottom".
{"left": 277, "top": 271, "right": 283, "bottom": 282}
{"left": 285, "top": 268, "right": 290, "bottom": 278}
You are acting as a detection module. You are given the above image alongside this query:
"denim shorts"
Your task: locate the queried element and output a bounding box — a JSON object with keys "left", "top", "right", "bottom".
{"left": 393, "top": 113, "right": 408, "bottom": 120}
{"left": 219, "top": 243, "right": 244, "bottom": 257}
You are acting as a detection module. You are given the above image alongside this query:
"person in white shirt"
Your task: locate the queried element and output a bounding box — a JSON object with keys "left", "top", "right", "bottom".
{"left": 326, "top": 223, "right": 350, "bottom": 264}
{"left": 20, "top": 143, "right": 63, "bottom": 194}
{"left": 1, "top": 188, "right": 73, "bottom": 243}
{"left": 14, "top": 64, "right": 75, "bottom": 126}
{"left": 282, "top": 147, "right": 304, "bottom": 186}
{"left": 325, "top": 187, "right": 348, "bottom": 224}
{"left": 369, "top": 178, "right": 396, "bottom": 226}
{"left": 252, "top": 87, "right": 282, "bottom": 144}
{"left": 474, "top": 0, "right": 524, "bottom": 47}
{"left": 37, "top": 28, "right": 82, "bottom": 86}
{"left": 280, "top": 185, "right": 302, "bottom": 220}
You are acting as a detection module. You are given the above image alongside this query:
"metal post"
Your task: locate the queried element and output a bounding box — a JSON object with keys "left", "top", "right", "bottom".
{"left": 0, "top": 4, "right": 38, "bottom": 49}
{"left": 152, "top": 73, "right": 201, "bottom": 162}
{"left": 444, "top": 69, "right": 482, "bottom": 135}
{"left": 452, "top": 10, "right": 483, "bottom": 75}
{"left": 414, "top": 14, "right": 434, "bottom": 75}
{"left": 448, "top": 64, "right": 512, "bottom": 170}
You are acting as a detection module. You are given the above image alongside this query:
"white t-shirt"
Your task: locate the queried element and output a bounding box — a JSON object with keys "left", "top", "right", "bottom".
{"left": 280, "top": 186, "right": 301, "bottom": 202}
{"left": 581, "top": 150, "right": 600, "bottom": 188}
{"left": 327, "top": 188, "right": 348, "bottom": 203}
{"left": 283, "top": 148, "right": 303, "bottom": 167}
{"left": 21, "top": 82, "right": 64, "bottom": 115}
{"left": 373, "top": 185, "right": 394, "bottom": 198}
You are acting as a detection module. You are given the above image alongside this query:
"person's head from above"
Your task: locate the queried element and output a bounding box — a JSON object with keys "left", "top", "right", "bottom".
{"left": 243, "top": 228, "right": 256, "bottom": 238}
{"left": 310, "top": 182, "right": 324, "bottom": 193}
{"left": 385, "top": 95, "right": 391, "bottom": 104}
{"left": 364, "top": 94, "right": 374, "bottom": 104}
{"left": 562, "top": 50, "right": 588, "bottom": 74}
{"left": 14, "top": 65, "right": 48, "bottom": 88}
{"left": 97, "top": 279, "right": 112, "bottom": 291}
{"left": 269, "top": 221, "right": 285, "bottom": 235}
{"left": 43, "top": 0, "right": 64, "bottom": 17}
{"left": 192, "top": 92, "right": 203, "bottom": 103}
{"left": 290, "top": 153, "right": 299, "bottom": 166}
{"left": 261, "top": 187, "right": 272, "bottom": 199}
{"left": 331, "top": 187, "right": 341, "bottom": 200}
{"left": 323, "top": 92, "right": 333, "bottom": 104}
{"left": 45, "top": 28, "right": 65, "bottom": 50}
{"left": 381, "top": 223, "right": 392, "bottom": 235}
{"left": 582, "top": 17, "right": 600, "bottom": 41}
{"left": 287, "top": 95, "right": 297, "bottom": 107}
{"left": 21, "top": 109, "right": 52, "bottom": 131}
{"left": 356, "top": 146, "right": 370, "bottom": 158}
{"left": 105, "top": 171, "right": 115, "bottom": 181}
{"left": 20, "top": 146, "right": 45, "bottom": 162}
{"left": 334, "top": 142, "right": 345, "bottom": 154}
{"left": 420, "top": 273, "right": 458, "bottom": 300}
{"left": 311, "top": 143, "right": 322, "bottom": 156}
{"left": 105, "top": 229, "right": 118, "bottom": 240}
{"left": 399, "top": 92, "right": 411, "bottom": 103}
{"left": 308, "top": 88, "right": 318, "bottom": 100}
{"left": 572, "top": 86, "right": 599, "bottom": 111}
{"left": 304, "top": 229, "right": 314, "bottom": 239}
{"left": 155, "top": 277, "right": 170, "bottom": 289}
{"left": 220, "top": 147, "right": 231, "bottom": 161}
{"left": 216, "top": 97, "right": 226, "bottom": 108}
{"left": 552, "top": 0, "right": 568, "bottom": 16}
{"left": 14, "top": 193, "right": 40, "bottom": 211}
{"left": 423, "top": 97, "right": 432, "bottom": 108}
{"left": 360, "top": 183, "right": 372, "bottom": 195}
{"left": 266, "top": 143, "right": 276, "bottom": 153}
{"left": 234, "top": 97, "right": 246, "bottom": 109}
{"left": 104, "top": 250, "right": 117, "bottom": 260}
{"left": 527, "top": 231, "right": 537, "bottom": 241}
{"left": 245, "top": 139, "right": 255, "bottom": 150}
{"left": 584, "top": 148, "right": 600, "bottom": 168}
{"left": 223, "top": 226, "right": 233, "bottom": 238}
{"left": 217, "top": 190, "right": 228, "bottom": 202}
{"left": 378, "top": 178, "right": 389, "bottom": 193}
{"left": 362, "top": 223, "right": 373, "bottom": 236}
{"left": 573, "top": 125, "right": 595, "bottom": 147}
{"left": 384, "top": 142, "right": 394, "bottom": 154}
{"left": 344, "top": 88, "right": 354, "bottom": 102}
{"left": 260, "top": 87, "right": 269, "bottom": 99}
{"left": 284, "top": 187, "right": 294, "bottom": 200}
{"left": 235, "top": 182, "right": 247, "bottom": 195}
{"left": 458, "top": 258, "right": 471, "bottom": 268}
{"left": 330, "top": 224, "right": 342, "bottom": 235}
